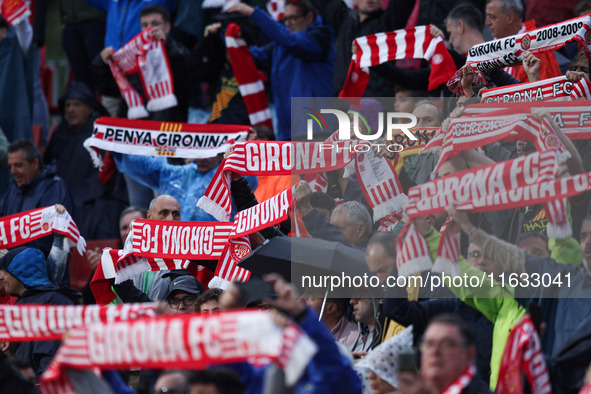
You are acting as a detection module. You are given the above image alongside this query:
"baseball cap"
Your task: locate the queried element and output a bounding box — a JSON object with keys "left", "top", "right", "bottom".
{"left": 166, "top": 276, "right": 205, "bottom": 300}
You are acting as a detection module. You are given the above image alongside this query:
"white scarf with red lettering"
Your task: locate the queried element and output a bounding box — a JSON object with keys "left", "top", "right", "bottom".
{"left": 0, "top": 206, "right": 86, "bottom": 255}
{"left": 40, "top": 310, "right": 318, "bottom": 390}
{"left": 0, "top": 0, "right": 29, "bottom": 25}
{"left": 0, "top": 303, "right": 156, "bottom": 341}
{"left": 340, "top": 25, "right": 457, "bottom": 96}
{"left": 441, "top": 364, "right": 477, "bottom": 394}
{"left": 109, "top": 28, "right": 177, "bottom": 119}
{"left": 209, "top": 236, "right": 251, "bottom": 290}
{"left": 85, "top": 117, "right": 249, "bottom": 168}
{"left": 395, "top": 222, "right": 432, "bottom": 278}
{"left": 496, "top": 315, "right": 552, "bottom": 394}
{"left": 481, "top": 75, "right": 576, "bottom": 103}
{"left": 225, "top": 23, "right": 273, "bottom": 129}
{"left": 466, "top": 15, "right": 591, "bottom": 73}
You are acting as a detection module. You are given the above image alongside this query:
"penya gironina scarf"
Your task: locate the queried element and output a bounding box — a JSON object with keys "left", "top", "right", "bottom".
{"left": 0, "top": 303, "right": 156, "bottom": 341}
{"left": 225, "top": 23, "right": 273, "bottom": 129}
{"left": 0, "top": 0, "right": 29, "bottom": 25}
{"left": 466, "top": 15, "right": 591, "bottom": 73}
{"left": 497, "top": 315, "right": 552, "bottom": 394}
{"left": 0, "top": 206, "right": 86, "bottom": 255}
{"left": 340, "top": 25, "right": 457, "bottom": 96}
{"left": 40, "top": 310, "right": 318, "bottom": 391}
{"left": 84, "top": 116, "right": 249, "bottom": 168}
{"left": 109, "top": 28, "right": 177, "bottom": 119}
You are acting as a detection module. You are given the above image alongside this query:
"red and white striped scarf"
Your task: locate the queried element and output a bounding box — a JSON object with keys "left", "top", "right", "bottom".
{"left": 481, "top": 75, "right": 575, "bottom": 103}
{"left": 395, "top": 222, "right": 432, "bottom": 278}
{"left": 113, "top": 220, "right": 232, "bottom": 282}
{"left": 466, "top": 15, "right": 591, "bottom": 73}
{"left": 0, "top": 206, "right": 86, "bottom": 255}
{"left": 433, "top": 113, "right": 567, "bottom": 176}
{"left": 353, "top": 149, "right": 408, "bottom": 221}
{"left": 198, "top": 141, "right": 357, "bottom": 221}
{"left": 440, "top": 364, "right": 477, "bottom": 394}
{"left": 40, "top": 310, "right": 318, "bottom": 390}
{"left": 209, "top": 236, "right": 251, "bottom": 290}
{"left": 109, "top": 28, "right": 177, "bottom": 119}
{"left": 406, "top": 150, "right": 558, "bottom": 219}
{"left": 0, "top": 0, "right": 29, "bottom": 25}
{"left": 544, "top": 198, "right": 571, "bottom": 238}
{"left": 0, "top": 303, "right": 156, "bottom": 341}
{"left": 378, "top": 210, "right": 403, "bottom": 232}
{"left": 462, "top": 100, "right": 591, "bottom": 139}
{"left": 432, "top": 218, "right": 461, "bottom": 277}
{"left": 84, "top": 116, "right": 249, "bottom": 168}
{"left": 225, "top": 23, "right": 273, "bottom": 129}
{"left": 496, "top": 315, "right": 552, "bottom": 394}
{"left": 340, "top": 25, "right": 457, "bottom": 96}
{"left": 570, "top": 77, "right": 591, "bottom": 100}
{"left": 231, "top": 187, "right": 292, "bottom": 238}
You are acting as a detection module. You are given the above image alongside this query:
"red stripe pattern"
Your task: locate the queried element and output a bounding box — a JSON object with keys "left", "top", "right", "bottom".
{"left": 225, "top": 23, "right": 273, "bottom": 129}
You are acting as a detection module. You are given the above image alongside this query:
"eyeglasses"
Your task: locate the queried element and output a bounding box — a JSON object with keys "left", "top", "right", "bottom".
{"left": 466, "top": 251, "right": 482, "bottom": 259}
{"left": 420, "top": 338, "right": 463, "bottom": 352}
{"left": 168, "top": 295, "right": 196, "bottom": 308}
{"left": 282, "top": 14, "right": 303, "bottom": 23}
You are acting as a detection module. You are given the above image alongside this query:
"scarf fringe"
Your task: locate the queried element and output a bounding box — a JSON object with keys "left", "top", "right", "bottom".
{"left": 372, "top": 194, "right": 408, "bottom": 222}
{"left": 83, "top": 140, "right": 104, "bottom": 168}
{"left": 208, "top": 275, "right": 233, "bottom": 290}
{"left": 114, "top": 258, "right": 151, "bottom": 284}
{"left": 546, "top": 221, "right": 573, "bottom": 239}
{"left": 146, "top": 94, "right": 178, "bottom": 112}
{"left": 127, "top": 105, "right": 149, "bottom": 120}
{"left": 432, "top": 257, "right": 462, "bottom": 277}
{"left": 197, "top": 196, "right": 230, "bottom": 222}
{"left": 398, "top": 256, "right": 433, "bottom": 278}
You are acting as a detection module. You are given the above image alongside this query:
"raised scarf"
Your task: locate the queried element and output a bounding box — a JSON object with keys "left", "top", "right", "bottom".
{"left": 0, "top": 206, "right": 86, "bottom": 255}
{"left": 496, "top": 315, "right": 552, "bottom": 394}
{"left": 225, "top": 23, "right": 273, "bottom": 129}
{"left": 109, "top": 28, "right": 177, "bottom": 119}
{"left": 40, "top": 310, "right": 318, "bottom": 390}
{"left": 481, "top": 75, "right": 576, "bottom": 103}
{"left": 466, "top": 15, "right": 591, "bottom": 73}
{"left": 84, "top": 116, "right": 249, "bottom": 167}
{"left": 340, "top": 25, "right": 457, "bottom": 96}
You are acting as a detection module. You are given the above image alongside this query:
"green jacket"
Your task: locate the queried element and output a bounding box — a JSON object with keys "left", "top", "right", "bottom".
{"left": 423, "top": 227, "right": 524, "bottom": 390}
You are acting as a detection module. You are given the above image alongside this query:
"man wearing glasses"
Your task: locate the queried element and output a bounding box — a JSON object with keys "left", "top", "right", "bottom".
{"left": 166, "top": 275, "right": 205, "bottom": 313}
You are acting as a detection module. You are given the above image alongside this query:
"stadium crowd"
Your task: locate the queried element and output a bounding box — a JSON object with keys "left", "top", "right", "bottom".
{"left": 2, "top": 0, "right": 591, "bottom": 393}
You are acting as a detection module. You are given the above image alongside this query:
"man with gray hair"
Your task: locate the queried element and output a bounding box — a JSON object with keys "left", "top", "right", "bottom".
{"left": 294, "top": 180, "right": 372, "bottom": 248}
{"left": 485, "top": 0, "right": 561, "bottom": 80}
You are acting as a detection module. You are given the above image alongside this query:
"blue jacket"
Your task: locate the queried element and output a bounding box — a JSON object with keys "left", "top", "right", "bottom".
{"left": 249, "top": 7, "right": 334, "bottom": 141}
{"left": 0, "top": 248, "right": 78, "bottom": 376}
{"left": 114, "top": 154, "right": 257, "bottom": 222}
{"left": 0, "top": 163, "right": 74, "bottom": 255}
{"left": 84, "top": 0, "right": 177, "bottom": 49}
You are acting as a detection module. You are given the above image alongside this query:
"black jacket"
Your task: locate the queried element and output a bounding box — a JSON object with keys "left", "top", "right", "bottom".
{"left": 15, "top": 285, "right": 79, "bottom": 377}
